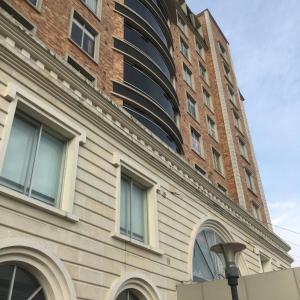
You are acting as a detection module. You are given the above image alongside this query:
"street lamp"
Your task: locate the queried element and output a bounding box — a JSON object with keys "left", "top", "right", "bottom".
{"left": 211, "top": 242, "right": 246, "bottom": 300}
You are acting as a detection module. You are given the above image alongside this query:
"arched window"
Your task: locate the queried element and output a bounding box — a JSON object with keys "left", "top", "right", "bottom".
{"left": 117, "top": 289, "right": 143, "bottom": 300}
{"left": 0, "top": 264, "right": 46, "bottom": 299}
{"left": 193, "top": 229, "right": 226, "bottom": 282}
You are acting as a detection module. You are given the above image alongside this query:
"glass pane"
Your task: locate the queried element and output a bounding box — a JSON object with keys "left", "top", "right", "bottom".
{"left": 83, "top": 33, "right": 95, "bottom": 57}
{"left": 131, "top": 183, "right": 146, "bottom": 241}
{"left": 31, "top": 130, "right": 64, "bottom": 204}
{"left": 120, "top": 177, "right": 130, "bottom": 236}
{"left": 12, "top": 266, "right": 40, "bottom": 300}
{"left": 1, "top": 116, "right": 37, "bottom": 192}
{"left": 32, "top": 289, "right": 46, "bottom": 300}
{"left": 71, "top": 20, "right": 83, "bottom": 47}
{"left": 85, "top": 0, "right": 97, "bottom": 12}
{"left": 0, "top": 265, "right": 14, "bottom": 299}
{"left": 193, "top": 242, "right": 214, "bottom": 281}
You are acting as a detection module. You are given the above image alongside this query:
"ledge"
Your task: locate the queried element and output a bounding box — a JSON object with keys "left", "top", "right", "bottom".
{"left": 0, "top": 186, "right": 79, "bottom": 222}
{"left": 111, "top": 232, "right": 164, "bottom": 256}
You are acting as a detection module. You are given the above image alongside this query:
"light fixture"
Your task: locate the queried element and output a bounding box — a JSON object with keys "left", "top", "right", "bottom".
{"left": 211, "top": 242, "right": 246, "bottom": 300}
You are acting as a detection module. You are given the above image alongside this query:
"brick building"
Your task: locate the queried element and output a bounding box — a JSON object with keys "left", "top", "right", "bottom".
{"left": 0, "top": 0, "right": 292, "bottom": 299}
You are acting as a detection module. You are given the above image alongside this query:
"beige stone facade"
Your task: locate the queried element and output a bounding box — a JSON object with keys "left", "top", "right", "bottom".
{"left": 0, "top": 1, "right": 293, "bottom": 300}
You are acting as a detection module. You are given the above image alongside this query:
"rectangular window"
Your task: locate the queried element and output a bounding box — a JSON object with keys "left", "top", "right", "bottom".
{"left": 228, "top": 86, "right": 237, "bottom": 105}
{"left": 177, "top": 14, "right": 186, "bottom": 33}
{"left": 28, "top": 0, "right": 38, "bottom": 6}
{"left": 120, "top": 175, "right": 148, "bottom": 243}
{"left": 239, "top": 138, "right": 248, "bottom": 159}
{"left": 191, "top": 128, "right": 201, "bottom": 155}
{"left": 180, "top": 38, "right": 190, "bottom": 59}
{"left": 0, "top": 112, "right": 65, "bottom": 205}
{"left": 183, "top": 64, "right": 193, "bottom": 87}
{"left": 245, "top": 168, "right": 255, "bottom": 192}
{"left": 219, "top": 43, "right": 227, "bottom": 59}
{"left": 196, "top": 41, "right": 205, "bottom": 60}
{"left": 252, "top": 202, "right": 261, "bottom": 221}
{"left": 82, "top": 0, "right": 97, "bottom": 13}
{"left": 199, "top": 62, "right": 208, "bottom": 82}
{"left": 203, "top": 88, "right": 213, "bottom": 110}
{"left": 71, "top": 12, "right": 96, "bottom": 58}
{"left": 212, "top": 148, "right": 223, "bottom": 174}
{"left": 207, "top": 116, "right": 217, "bottom": 140}
{"left": 187, "top": 93, "right": 196, "bottom": 118}
{"left": 224, "top": 62, "right": 231, "bottom": 80}
{"left": 67, "top": 56, "right": 95, "bottom": 83}
{"left": 195, "top": 164, "right": 206, "bottom": 176}
{"left": 217, "top": 183, "right": 227, "bottom": 195}
{"left": 233, "top": 110, "right": 242, "bottom": 131}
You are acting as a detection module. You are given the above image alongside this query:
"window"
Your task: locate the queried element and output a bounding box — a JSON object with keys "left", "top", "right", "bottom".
{"left": 207, "top": 116, "right": 217, "bottom": 140}
{"left": 239, "top": 138, "right": 248, "bottom": 160}
{"left": 70, "top": 12, "right": 97, "bottom": 58}
{"left": 120, "top": 175, "right": 148, "bottom": 243}
{"left": 0, "top": 264, "right": 46, "bottom": 299}
{"left": 217, "top": 184, "right": 227, "bottom": 195}
{"left": 187, "top": 93, "right": 196, "bottom": 118}
{"left": 212, "top": 148, "right": 223, "bottom": 174}
{"left": 245, "top": 168, "right": 255, "bottom": 192}
{"left": 82, "top": 0, "right": 97, "bottom": 13}
{"left": 28, "top": 0, "right": 38, "bottom": 6}
{"left": 183, "top": 64, "right": 193, "bottom": 87}
{"left": 199, "top": 62, "right": 208, "bottom": 82}
{"left": 203, "top": 88, "right": 213, "bottom": 111}
{"left": 196, "top": 41, "right": 205, "bottom": 60}
{"left": 233, "top": 110, "right": 242, "bottom": 131}
{"left": 0, "top": 112, "right": 66, "bottom": 206}
{"left": 180, "top": 38, "right": 190, "bottom": 59}
{"left": 252, "top": 202, "right": 261, "bottom": 221}
{"left": 117, "top": 289, "right": 141, "bottom": 300}
{"left": 219, "top": 42, "right": 227, "bottom": 59}
{"left": 67, "top": 56, "right": 95, "bottom": 83}
{"left": 260, "top": 254, "right": 272, "bottom": 272}
{"left": 191, "top": 128, "right": 202, "bottom": 155}
{"left": 228, "top": 86, "right": 237, "bottom": 105}
{"left": 223, "top": 62, "right": 231, "bottom": 80}
{"left": 177, "top": 14, "right": 186, "bottom": 33}
{"left": 0, "top": 1, "right": 35, "bottom": 31}
{"left": 193, "top": 229, "right": 225, "bottom": 282}
{"left": 195, "top": 164, "right": 206, "bottom": 176}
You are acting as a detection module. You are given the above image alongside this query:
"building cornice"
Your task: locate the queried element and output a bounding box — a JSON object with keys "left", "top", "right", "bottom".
{"left": 0, "top": 12, "right": 292, "bottom": 263}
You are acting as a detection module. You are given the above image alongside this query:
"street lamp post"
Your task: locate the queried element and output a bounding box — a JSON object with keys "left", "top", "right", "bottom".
{"left": 211, "top": 242, "right": 246, "bottom": 300}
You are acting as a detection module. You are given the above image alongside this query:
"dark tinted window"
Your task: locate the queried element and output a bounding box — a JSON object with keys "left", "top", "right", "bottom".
{"left": 125, "top": 105, "right": 181, "bottom": 153}
{"left": 124, "top": 62, "right": 175, "bottom": 120}
{"left": 124, "top": 23, "right": 171, "bottom": 79}
{"left": 125, "top": 0, "right": 169, "bottom": 47}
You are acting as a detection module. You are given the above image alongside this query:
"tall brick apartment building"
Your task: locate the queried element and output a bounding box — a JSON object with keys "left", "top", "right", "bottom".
{"left": 0, "top": 0, "right": 292, "bottom": 299}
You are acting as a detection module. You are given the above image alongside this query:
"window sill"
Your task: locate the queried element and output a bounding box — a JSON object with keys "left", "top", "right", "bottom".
{"left": 234, "top": 125, "right": 245, "bottom": 137}
{"left": 214, "top": 168, "right": 225, "bottom": 178}
{"left": 247, "top": 187, "right": 258, "bottom": 197}
{"left": 111, "top": 232, "right": 164, "bottom": 256}
{"left": 208, "top": 133, "right": 219, "bottom": 143}
{"left": 25, "top": 1, "right": 42, "bottom": 13}
{"left": 68, "top": 38, "right": 99, "bottom": 65}
{"left": 240, "top": 154, "right": 251, "bottom": 165}
{"left": 0, "top": 185, "right": 79, "bottom": 222}
{"left": 183, "top": 79, "right": 194, "bottom": 90}
{"left": 204, "top": 103, "right": 214, "bottom": 114}
{"left": 192, "top": 149, "right": 205, "bottom": 161}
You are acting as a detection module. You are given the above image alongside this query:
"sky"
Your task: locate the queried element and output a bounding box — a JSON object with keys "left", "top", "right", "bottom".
{"left": 186, "top": 0, "right": 300, "bottom": 266}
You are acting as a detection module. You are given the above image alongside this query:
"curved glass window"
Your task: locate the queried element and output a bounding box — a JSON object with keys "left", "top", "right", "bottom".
{"left": 124, "top": 62, "right": 176, "bottom": 120}
{"left": 124, "top": 23, "right": 171, "bottom": 80}
{"left": 124, "top": 0, "right": 169, "bottom": 47}
{"left": 124, "top": 105, "right": 181, "bottom": 153}
{"left": 117, "top": 289, "right": 141, "bottom": 300}
{"left": 193, "top": 229, "right": 225, "bottom": 282}
{"left": 149, "top": 0, "right": 168, "bottom": 21}
{"left": 0, "top": 264, "right": 46, "bottom": 299}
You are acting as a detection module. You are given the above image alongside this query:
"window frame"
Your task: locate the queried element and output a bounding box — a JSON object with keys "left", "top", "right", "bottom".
{"left": 190, "top": 127, "right": 203, "bottom": 157}
{"left": 112, "top": 153, "right": 161, "bottom": 254}
{"left": 245, "top": 168, "right": 256, "bottom": 193}
{"left": 252, "top": 201, "right": 261, "bottom": 221}
{"left": 0, "top": 88, "right": 86, "bottom": 219}
{"left": 81, "top": 0, "right": 102, "bottom": 18}
{"left": 199, "top": 62, "right": 208, "bottom": 83}
{"left": 238, "top": 137, "right": 248, "bottom": 160}
{"left": 207, "top": 115, "right": 218, "bottom": 141}
{"left": 177, "top": 12, "right": 187, "bottom": 34}
{"left": 212, "top": 148, "right": 224, "bottom": 175}
{"left": 180, "top": 37, "right": 190, "bottom": 60}
{"left": 26, "top": 0, "right": 43, "bottom": 11}
{"left": 187, "top": 93, "right": 197, "bottom": 119}
{"left": 203, "top": 88, "right": 213, "bottom": 111}
{"left": 183, "top": 64, "right": 193, "bottom": 88}
{"left": 69, "top": 10, "right": 100, "bottom": 62}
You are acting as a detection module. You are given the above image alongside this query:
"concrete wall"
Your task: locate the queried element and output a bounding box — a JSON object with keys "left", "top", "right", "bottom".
{"left": 178, "top": 267, "right": 300, "bottom": 300}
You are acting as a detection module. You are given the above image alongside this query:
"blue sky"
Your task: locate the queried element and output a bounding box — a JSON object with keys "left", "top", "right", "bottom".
{"left": 186, "top": 0, "right": 300, "bottom": 266}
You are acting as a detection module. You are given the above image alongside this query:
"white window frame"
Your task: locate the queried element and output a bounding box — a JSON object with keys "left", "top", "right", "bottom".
{"left": 177, "top": 13, "right": 186, "bottom": 34}
{"left": 212, "top": 148, "right": 224, "bottom": 175}
{"left": 183, "top": 64, "right": 193, "bottom": 87}
{"left": 223, "top": 61, "right": 231, "bottom": 81}
{"left": 245, "top": 168, "right": 256, "bottom": 192}
{"left": 69, "top": 10, "right": 100, "bottom": 62}
{"left": 190, "top": 127, "right": 203, "bottom": 156}
{"left": 203, "top": 88, "right": 213, "bottom": 111}
{"left": 217, "top": 183, "right": 227, "bottom": 195}
{"left": 0, "top": 84, "right": 86, "bottom": 219}
{"left": 26, "top": 0, "right": 43, "bottom": 11}
{"left": 81, "top": 0, "right": 102, "bottom": 17}
{"left": 238, "top": 137, "right": 248, "bottom": 160}
{"left": 207, "top": 116, "right": 218, "bottom": 141}
{"left": 252, "top": 201, "right": 261, "bottom": 221}
{"left": 199, "top": 62, "right": 208, "bottom": 83}
{"left": 112, "top": 153, "right": 161, "bottom": 254}
{"left": 187, "top": 93, "right": 197, "bottom": 119}
{"left": 180, "top": 38, "right": 190, "bottom": 60}
{"left": 196, "top": 39, "right": 205, "bottom": 61}
{"left": 233, "top": 109, "right": 242, "bottom": 132}
{"left": 228, "top": 85, "right": 237, "bottom": 106}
